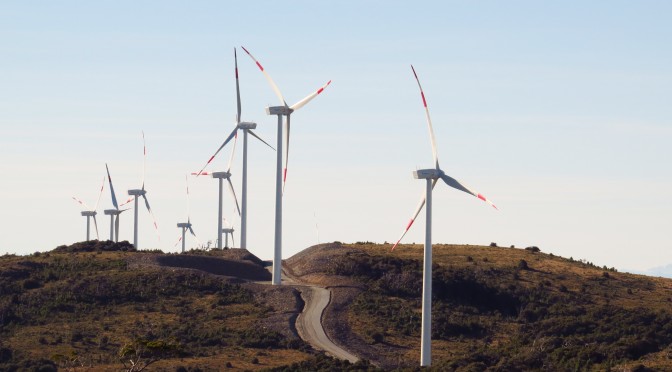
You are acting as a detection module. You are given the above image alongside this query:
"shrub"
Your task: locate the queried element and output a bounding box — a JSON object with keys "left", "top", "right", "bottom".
{"left": 525, "top": 246, "right": 541, "bottom": 253}
{"left": 518, "top": 260, "right": 529, "bottom": 270}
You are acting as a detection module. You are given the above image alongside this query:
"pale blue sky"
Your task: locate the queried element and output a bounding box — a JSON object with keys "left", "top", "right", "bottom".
{"left": 1, "top": 1, "right": 671, "bottom": 272}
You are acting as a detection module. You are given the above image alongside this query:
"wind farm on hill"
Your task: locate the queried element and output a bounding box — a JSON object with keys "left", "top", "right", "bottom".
{"left": 2, "top": 45, "right": 669, "bottom": 371}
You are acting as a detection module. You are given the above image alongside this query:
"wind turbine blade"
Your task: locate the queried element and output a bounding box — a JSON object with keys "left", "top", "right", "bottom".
{"left": 185, "top": 175, "right": 192, "bottom": 220}
{"left": 231, "top": 233, "right": 235, "bottom": 248}
{"left": 105, "top": 163, "right": 119, "bottom": 210}
{"left": 195, "top": 126, "right": 238, "bottom": 176}
{"left": 93, "top": 215, "right": 99, "bottom": 240}
{"left": 226, "top": 130, "right": 238, "bottom": 173}
{"left": 411, "top": 65, "right": 439, "bottom": 169}
{"left": 289, "top": 80, "right": 332, "bottom": 111}
{"left": 187, "top": 226, "right": 201, "bottom": 245}
{"left": 174, "top": 236, "right": 182, "bottom": 248}
{"left": 72, "top": 196, "right": 90, "bottom": 210}
{"left": 141, "top": 194, "right": 160, "bottom": 241}
{"left": 247, "top": 129, "right": 275, "bottom": 151}
{"left": 226, "top": 178, "right": 241, "bottom": 216}
{"left": 119, "top": 197, "right": 134, "bottom": 207}
{"left": 439, "top": 174, "right": 498, "bottom": 210}
{"left": 235, "top": 47, "right": 242, "bottom": 124}
{"left": 93, "top": 176, "right": 105, "bottom": 211}
{"left": 141, "top": 131, "right": 147, "bottom": 190}
{"left": 282, "top": 115, "right": 290, "bottom": 194}
{"left": 240, "top": 46, "right": 287, "bottom": 106}
{"left": 391, "top": 179, "right": 439, "bottom": 250}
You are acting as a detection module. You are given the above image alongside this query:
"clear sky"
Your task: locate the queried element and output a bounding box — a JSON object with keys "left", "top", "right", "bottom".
{"left": 1, "top": 1, "right": 671, "bottom": 273}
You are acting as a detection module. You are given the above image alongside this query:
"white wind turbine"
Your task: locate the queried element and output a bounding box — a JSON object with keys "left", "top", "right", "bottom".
{"left": 194, "top": 48, "right": 274, "bottom": 250}
{"left": 175, "top": 175, "right": 199, "bottom": 253}
{"left": 241, "top": 46, "right": 331, "bottom": 285}
{"left": 392, "top": 66, "right": 498, "bottom": 367}
{"left": 103, "top": 163, "right": 133, "bottom": 242}
{"left": 193, "top": 131, "right": 241, "bottom": 250}
{"left": 72, "top": 176, "right": 105, "bottom": 241}
{"left": 127, "top": 132, "right": 160, "bottom": 249}
{"left": 222, "top": 218, "right": 235, "bottom": 248}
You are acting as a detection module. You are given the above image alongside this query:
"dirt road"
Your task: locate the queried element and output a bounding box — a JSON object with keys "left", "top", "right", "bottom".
{"left": 279, "top": 268, "right": 359, "bottom": 363}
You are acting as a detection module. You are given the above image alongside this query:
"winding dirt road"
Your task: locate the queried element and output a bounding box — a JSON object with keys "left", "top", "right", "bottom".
{"left": 280, "top": 268, "right": 360, "bottom": 363}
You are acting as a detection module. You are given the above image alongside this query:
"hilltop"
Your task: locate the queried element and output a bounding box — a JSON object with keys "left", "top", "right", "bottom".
{"left": 1, "top": 240, "right": 672, "bottom": 371}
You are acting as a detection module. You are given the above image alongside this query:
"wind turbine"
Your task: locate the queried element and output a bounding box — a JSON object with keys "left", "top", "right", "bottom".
{"left": 175, "top": 175, "right": 199, "bottom": 253}
{"left": 194, "top": 48, "right": 274, "bottom": 250}
{"left": 103, "top": 163, "right": 133, "bottom": 242}
{"left": 241, "top": 46, "right": 331, "bottom": 285}
{"left": 391, "top": 66, "right": 497, "bottom": 367}
{"left": 72, "top": 176, "right": 105, "bottom": 241}
{"left": 127, "top": 132, "right": 160, "bottom": 249}
{"left": 222, "top": 218, "right": 235, "bottom": 248}
{"left": 193, "top": 133, "right": 241, "bottom": 250}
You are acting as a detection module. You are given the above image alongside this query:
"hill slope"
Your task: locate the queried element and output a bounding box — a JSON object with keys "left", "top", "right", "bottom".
{"left": 286, "top": 242, "right": 672, "bottom": 371}
{"left": 0, "top": 241, "right": 313, "bottom": 371}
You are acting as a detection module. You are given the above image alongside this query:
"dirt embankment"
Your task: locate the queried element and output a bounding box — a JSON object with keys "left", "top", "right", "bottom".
{"left": 128, "top": 249, "right": 271, "bottom": 281}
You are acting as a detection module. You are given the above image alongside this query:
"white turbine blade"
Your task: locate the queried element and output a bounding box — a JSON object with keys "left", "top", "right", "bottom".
{"left": 391, "top": 179, "right": 439, "bottom": 250}
{"left": 439, "top": 174, "right": 498, "bottom": 210}
{"left": 105, "top": 163, "right": 119, "bottom": 210}
{"left": 231, "top": 233, "right": 235, "bottom": 248}
{"left": 289, "top": 80, "right": 332, "bottom": 111}
{"left": 247, "top": 129, "right": 275, "bottom": 151}
{"left": 72, "top": 196, "right": 91, "bottom": 210}
{"left": 93, "top": 215, "right": 99, "bottom": 240}
{"left": 282, "top": 115, "right": 290, "bottom": 194}
{"left": 411, "top": 65, "right": 439, "bottom": 169}
{"left": 188, "top": 225, "right": 201, "bottom": 245}
{"left": 195, "top": 126, "right": 238, "bottom": 176}
{"left": 141, "top": 194, "right": 160, "bottom": 241}
{"left": 226, "top": 178, "right": 241, "bottom": 216}
{"left": 141, "top": 131, "right": 147, "bottom": 190}
{"left": 226, "top": 130, "right": 239, "bottom": 173}
{"left": 174, "top": 235, "right": 182, "bottom": 248}
{"left": 93, "top": 176, "right": 105, "bottom": 211}
{"left": 235, "top": 47, "right": 242, "bottom": 123}
{"left": 119, "top": 197, "right": 134, "bottom": 207}
{"left": 240, "top": 46, "right": 287, "bottom": 106}
{"left": 185, "top": 175, "right": 192, "bottom": 219}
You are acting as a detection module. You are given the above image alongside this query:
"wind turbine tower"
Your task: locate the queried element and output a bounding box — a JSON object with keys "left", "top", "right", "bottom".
{"left": 194, "top": 48, "right": 271, "bottom": 249}
{"left": 392, "top": 66, "right": 497, "bottom": 367}
{"left": 242, "top": 46, "right": 330, "bottom": 285}
{"left": 127, "top": 132, "right": 160, "bottom": 249}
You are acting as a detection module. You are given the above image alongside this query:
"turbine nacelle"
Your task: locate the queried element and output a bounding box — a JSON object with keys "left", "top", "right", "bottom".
{"left": 237, "top": 122, "right": 257, "bottom": 130}
{"left": 177, "top": 222, "right": 192, "bottom": 228}
{"left": 221, "top": 227, "right": 234, "bottom": 234}
{"left": 127, "top": 189, "right": 146, "bottom": 197}
{"left": 211, "top": 171, "right": 232, "bottom": 180}
{"left": 413, "top": 169, "right": 443, "bottom": 180}
{"left": 104, "top": 209, "right": 121, "bottom": 216}
{"left": 266, "top": 106, "right": 293, "bottom": 116}
{"left": 80, "top": 211, "right": 97, "bottom": 217}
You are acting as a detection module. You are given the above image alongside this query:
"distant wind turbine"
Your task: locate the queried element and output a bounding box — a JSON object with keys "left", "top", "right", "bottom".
{"left": 193, "top": 134, "right": 241, "bottom": 250}
{"left": 392, "top": 66, "right": 497, "bottom": 367}
{"left": 194, "top": 48, "right": 274, "bottom": 250}
{"left": 72, "top": 176, "right": 105, "bottom": 241}
{"left": 241, "top": 45, "right": 331, "bottom": 285}
{"left": 127, "top": 132, "right": 160, "bottom": 249}
{"left": 103, "top": 163, "right": 133, "bottom": 242}
{"left": 175, "top": 175, "right": 199, "bottom": 253}
{"left": 222, "top": 218, "right": 235, "bottom": 248}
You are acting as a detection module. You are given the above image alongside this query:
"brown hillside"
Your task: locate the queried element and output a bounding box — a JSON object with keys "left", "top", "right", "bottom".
{"left": 285, "top": 242, "right": 672, "bottom": 371}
